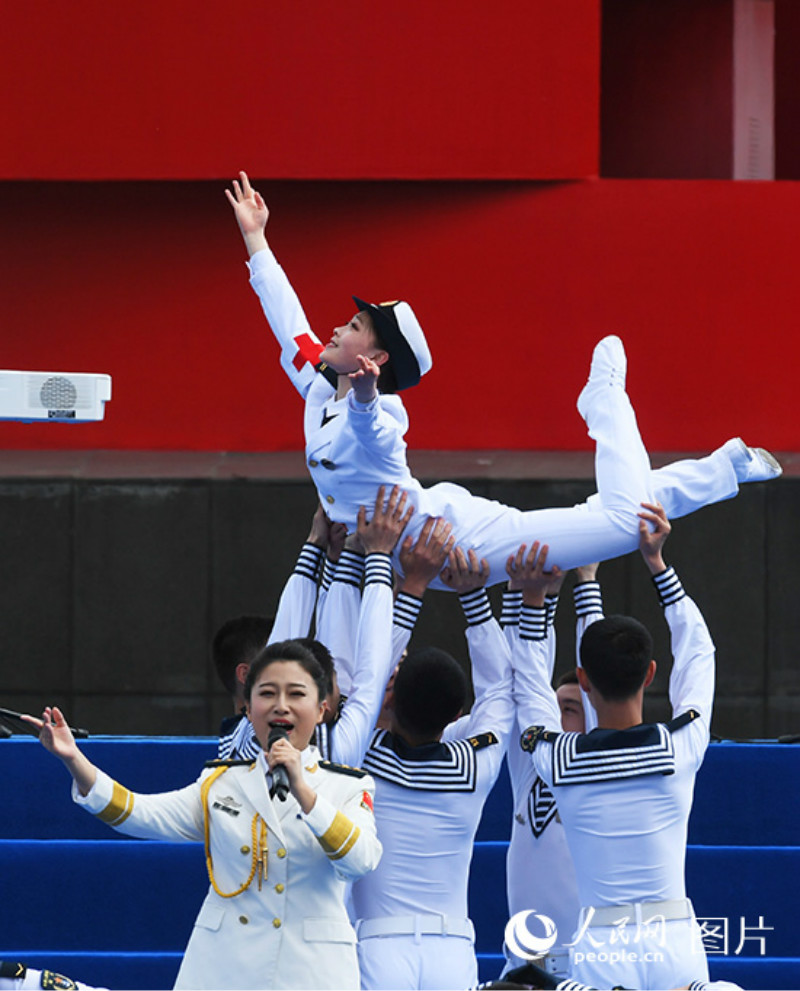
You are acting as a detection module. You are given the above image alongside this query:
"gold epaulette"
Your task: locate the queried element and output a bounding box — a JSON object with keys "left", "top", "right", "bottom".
{"left": 319, "top": 759, "right": 369, "bottom": 778}
{"left": 0, "top": 963, "right": 27, "bottom": 981}
{"left": 467, "top": 731, "right": 499, "bottom": 750}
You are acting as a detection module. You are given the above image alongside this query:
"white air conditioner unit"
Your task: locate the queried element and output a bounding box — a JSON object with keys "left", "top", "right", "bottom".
{"left": 0, "top": 369, "right": 112, "bottom": 422}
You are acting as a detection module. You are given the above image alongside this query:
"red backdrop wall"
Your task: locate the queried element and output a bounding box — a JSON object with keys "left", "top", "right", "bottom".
{"left": 0, "top": 0, "right": 599, "bottom": 181}
{"left": 1, "top": 1, "right": 797, "bottom": 457}
{"left": 1, "top": 178, "right": 797, "bottom": 453}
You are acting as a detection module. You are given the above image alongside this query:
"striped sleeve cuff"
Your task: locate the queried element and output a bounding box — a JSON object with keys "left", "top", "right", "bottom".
{"left": 652, "top": 565, "right": 685, "bottom": 607}
{"left": 320, "top": 554, "right": 336, "bottom": 591}
{"left": 520, "top": 603, "right": 548, "bottom": 641}
{"left": 394, "top": 591, "right": 422, "bottom": 631}
{"left": 501, "top": 588, "right": 522, "bottom": 628}
{"left": 573, "top": 580, "right": 603, "bottom": 617}
{"left": 333, "top": 548, "right": 365, "bottom": 588}
{"left": 294, "top": 543, "right": 324, "bottom": 582}
{"left": 545, "top": 594, "right": 559, "bottom": 628}
{"left": 364, "top": 553, "right": 394, "bottom": 588}
{"left": 459, "top": 588, "right": 493, "bottom": 626}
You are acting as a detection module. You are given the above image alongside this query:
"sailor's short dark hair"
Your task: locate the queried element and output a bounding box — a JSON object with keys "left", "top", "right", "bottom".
{"left": 392, "top": 646, "right": 467, "bottom": 738}
{"left": 579, "top": 615, "right": 654, "bottom": 701}
{"left": 212, "top": 615, "right": 274, "bottom": 695}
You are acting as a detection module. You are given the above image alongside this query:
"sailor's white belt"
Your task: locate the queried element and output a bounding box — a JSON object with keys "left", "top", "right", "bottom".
{"left": 579, "top": 897, "right": 693, "bottom": 929}
{"left": 356, "top": 914, "right": 475, "bottom": 940}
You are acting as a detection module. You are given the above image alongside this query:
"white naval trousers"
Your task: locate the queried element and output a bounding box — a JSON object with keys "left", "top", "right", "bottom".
{"left": 585, "top": 444, "right": 738, "bottom": 522}
{"left": 357, "top": 924, "right": 477, "bottom": 991}
{"left": 405, "top": 377, "right": 658, "bottom": 587}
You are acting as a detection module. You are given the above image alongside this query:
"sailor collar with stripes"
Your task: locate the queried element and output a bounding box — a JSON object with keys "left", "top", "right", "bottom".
{"left": 362, "top": 727, "right": 498, "bottom": 791}
{"left": 520, "top": 710, "right": 700, "bottom": 786}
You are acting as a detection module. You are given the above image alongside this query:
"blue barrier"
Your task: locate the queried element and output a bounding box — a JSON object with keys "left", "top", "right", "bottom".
{"left": 1, "top": 736, "right": 797, "bottom": 990}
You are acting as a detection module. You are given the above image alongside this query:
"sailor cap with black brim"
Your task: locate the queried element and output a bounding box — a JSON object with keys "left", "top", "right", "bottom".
{"left": 352, "top": 296, "right": 432, "bottom": 391}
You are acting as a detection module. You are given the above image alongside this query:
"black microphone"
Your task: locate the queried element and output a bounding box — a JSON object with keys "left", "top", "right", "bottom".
{"left": 267, "top": 726, "right": 291, "bottom": 802}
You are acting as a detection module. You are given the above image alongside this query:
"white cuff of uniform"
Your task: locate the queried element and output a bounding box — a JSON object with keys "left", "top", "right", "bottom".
{"left": 72, "top": 768, "right": 115, "bottom": 814}
{"left": 334, "top": 548, "right": 365, "bottom": 587}
{"left": 394, "top": 591, "right": 422, "bottom": 631}
{"left": 573, "top": 580, "right": 603, "bottom": 617}
{"left": 321, "top": 555, "right": 336, "bottom": 591}
{"left": 300, "top": 789, "right": 341, "bottom": 834}
{"left": 459, "top": 588, "right": 493, "bottom": 626}
{"left": 246, "top": 246, "right": 278, "bottom": 279}
{"left": 364, "top": 553, "right": 394, "bottom": 588}
{"left": 347, "top": 391, "right": 379, "bottom": 413}
{"left": 301, "top": 789, "right": 365, "bottom": 861}
{"left": 501, "top": 588, "right": 522, "bottom": 628}
{"left": 545, "top": 593, "right": 559, "bottom": 627}
{"left": 652, "top": 566, "right": 685, "bottom": 607}
{"left": 295, "top": 543, "right": 324, "bottom": 582}
{"left": 520, "top": 603, "right": 548, "bottom": 641}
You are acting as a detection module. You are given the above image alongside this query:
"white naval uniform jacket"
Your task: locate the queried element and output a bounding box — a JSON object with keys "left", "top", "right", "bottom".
{"left": 502, "top": 581, "right": 601, "bottom": 946}
{"left": 73, "top": 747, "right": 381, "bottom": 991}
{"left": 512, "top": 568, "right": 714, "bottom": 990}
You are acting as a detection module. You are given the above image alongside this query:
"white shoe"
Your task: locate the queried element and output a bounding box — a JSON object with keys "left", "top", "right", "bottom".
{"left": 577, "top": 335, "right": 627, "bottom": 418}
{"left": 722, "top": 437, "right": 783, "bottom": 482}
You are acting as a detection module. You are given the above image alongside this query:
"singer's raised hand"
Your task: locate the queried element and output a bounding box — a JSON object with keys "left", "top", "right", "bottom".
{"left": 21, "top": 706, "right": 98, "bottom": 795}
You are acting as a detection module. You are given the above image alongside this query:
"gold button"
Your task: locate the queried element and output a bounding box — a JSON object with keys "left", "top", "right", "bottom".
{"left": 325, "top": 495, "right": 335, "bottom": 505}
{"left": 273, "top": 918, "right": 282, "bottom": 928}
{"left": 275, "top": 883, "right": 285, "bottom": 893}
{"left": 309, "top": 459, "right": 318, "bottom": 467}
{"left": 240, "top": 846, "right": 250, "bottom": 855}
{"left": 277, "top": 847, "right": 287, "bottom": 858}
{"left": 239, "top": 915, "right": 249, "bottom": 925}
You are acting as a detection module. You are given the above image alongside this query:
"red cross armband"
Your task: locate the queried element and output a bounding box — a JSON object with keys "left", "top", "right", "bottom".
{"left": 292, "top": 333, "right": 324, "bottom": 372}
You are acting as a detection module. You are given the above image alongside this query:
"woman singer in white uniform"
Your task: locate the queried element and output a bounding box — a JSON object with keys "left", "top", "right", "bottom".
{"left": 22, "top": 641, "right": 382, "bottom": 991}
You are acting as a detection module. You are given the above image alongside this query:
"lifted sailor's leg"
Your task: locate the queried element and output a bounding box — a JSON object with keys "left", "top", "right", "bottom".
{"left": 577, "top": 335, "right": 654, "bottom": 535}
